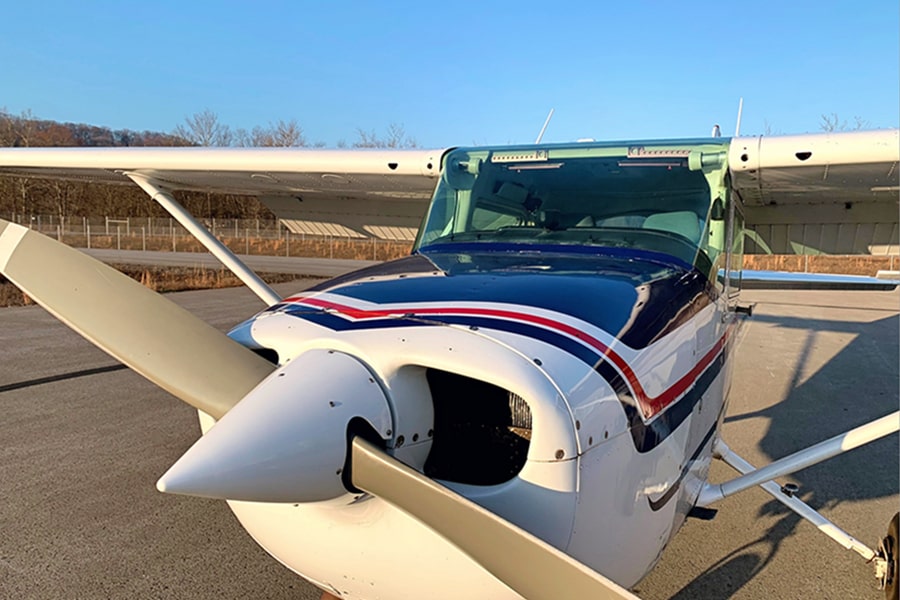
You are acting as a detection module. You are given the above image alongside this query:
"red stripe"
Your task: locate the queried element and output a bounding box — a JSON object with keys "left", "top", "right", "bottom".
{"left": 283, "top": 295, "right": 727, "bottom": 420}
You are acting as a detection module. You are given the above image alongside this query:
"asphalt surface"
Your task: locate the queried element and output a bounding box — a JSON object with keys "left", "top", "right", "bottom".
{"left": 82, "top": 248, "right": 379, "bottom": 278}
{"left": 0, "top": 277, "right": 897, "bottom": 599}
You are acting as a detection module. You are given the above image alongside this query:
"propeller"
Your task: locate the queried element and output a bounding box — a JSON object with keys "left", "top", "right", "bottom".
{"left": 0, "top": 219, "right": 638, "bottom": 599}
{"left": 0, "top": 219, "right": 274, "bottom": 419}
{"left": 350, "top": 437, "right": 640, "bottom": 600}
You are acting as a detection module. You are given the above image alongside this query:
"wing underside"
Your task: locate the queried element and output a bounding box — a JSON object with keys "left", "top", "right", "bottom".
{"left": 730, "top": 130, "right": 899, "bottom": 254}
{"left": 0, "top": 147, "right": 446, "bottom": 241}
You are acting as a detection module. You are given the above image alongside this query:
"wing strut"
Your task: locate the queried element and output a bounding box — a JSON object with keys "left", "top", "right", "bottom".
{"left": 700, "top": 438, "right": 878, "bottom": 561}
{"left": 126, "top": 173, "right": 281, "bottom": 306}
{"left": 697, "top": 411, "right": 899, "bottom": 508}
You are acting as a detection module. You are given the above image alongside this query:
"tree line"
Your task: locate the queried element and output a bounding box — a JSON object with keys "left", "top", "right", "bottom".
{"left": 173, "top": 109, "right": 417, "bottom": 149}
{"left": 0, "top": 108, "right": 417, "bottom": 220}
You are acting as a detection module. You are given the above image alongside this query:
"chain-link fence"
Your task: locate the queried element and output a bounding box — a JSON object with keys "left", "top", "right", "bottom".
{"left": 6, "top": 213, "right": 898, "bottom": 275}
{"left": 7, "top": 214, "right": 412, "bottom": 261}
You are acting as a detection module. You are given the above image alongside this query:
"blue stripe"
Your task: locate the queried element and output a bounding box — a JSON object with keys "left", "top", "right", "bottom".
{"left": 287, "top": 310, "right": 725, "bottom": 453}
{"left": 419, "top": 242, "right": 697, "bottom": 272}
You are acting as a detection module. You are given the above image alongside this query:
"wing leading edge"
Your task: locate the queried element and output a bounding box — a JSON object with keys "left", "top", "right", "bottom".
{"left": 1, "top": 130, "right": 897, "bottom": 243}
{"left": 0, "top": 146, "right": 448, "bottom": 240}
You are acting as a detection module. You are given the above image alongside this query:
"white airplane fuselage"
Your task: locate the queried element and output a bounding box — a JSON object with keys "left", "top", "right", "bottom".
{"left": 220, "top": 245, "right": 740, "bottom": 599}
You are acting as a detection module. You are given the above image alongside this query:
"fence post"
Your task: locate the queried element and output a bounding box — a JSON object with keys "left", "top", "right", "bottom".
{"left": 142, "top": 227, "right": 146, "bottom": 252}
{"left": 245, "top": 229, "right": 250, "bottom": 255}
{"left": 57, "top": 225, "right": 61, "bottom": 242}
{"left": 330, "top": 235, "right": 334, "bottom": 259}
{"left": 172, "top": 226, "right": 176, "bottom": 252}
{"left": 117, "top": 226, "right": 121, "bottom": 250}
{"left": 87, "top": 224, "right": 91, "bottom": 249}
{"left": 373, "top": 236, "right": 377, "bottom": 260}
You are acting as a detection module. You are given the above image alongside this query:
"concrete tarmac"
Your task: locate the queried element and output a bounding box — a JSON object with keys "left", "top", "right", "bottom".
{"left": 0, "top": 280, "right": 897, "bottom": 599}
{"left": 82, "top": 248, "right": 378, "bottom": 278}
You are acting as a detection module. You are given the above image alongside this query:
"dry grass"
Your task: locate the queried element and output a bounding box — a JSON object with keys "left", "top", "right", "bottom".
{"left": 3, "top": 247, "right": 894, "bottom": 309}
{"left": 743, "top": 254, "right": 896, "bottom": 276}
{"left": 62, "top": 232, "right": 897, "bottom": 274}
{"left": 0, "top": 265, "right": 299, "bottom": 308}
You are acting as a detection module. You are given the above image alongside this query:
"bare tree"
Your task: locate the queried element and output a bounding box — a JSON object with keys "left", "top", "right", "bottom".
{"left": 234, "top": 126, "right": 273, "bottom": 147}
{"left": 0, "top": 108, "right": 15, "bottom": 146}
{"left": 852, "top": 115, "right": 871, "bottom": 130}
{"left": 353, "top": 123, "right": 417, "bottom": 148}
{"left": 385, "top": 123, "right": 416, "bottom": 148}
{"left": 820, "top": 113, "right": 869, "bottom": 132}
{"left": 234, "top": 119, "right": 306, "bottom": 147}
{"left": 0, "top": 109, "right": 38, "bottom": 147}
{"left": 353, "top": 128, "right": 380, "bottom": 148}
{"left": 174, "top": 109, "right": 233, "bottom": 146}
{"left": 271, "top": 119, "right": 306, "bottom": 147}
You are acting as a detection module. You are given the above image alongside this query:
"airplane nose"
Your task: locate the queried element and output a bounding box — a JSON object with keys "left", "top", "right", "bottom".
{"left": 156, "top": 349, "right": 393, "bottom": 503}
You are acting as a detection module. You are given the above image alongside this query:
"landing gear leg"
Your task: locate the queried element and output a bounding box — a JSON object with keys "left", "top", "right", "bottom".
{"left": 877, "top": 512, "right": 899, "bottom": 600}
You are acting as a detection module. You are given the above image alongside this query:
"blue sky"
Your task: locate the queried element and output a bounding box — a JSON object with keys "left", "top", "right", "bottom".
{"left": 1, "top": 1, "right": 897, "bottom": 147}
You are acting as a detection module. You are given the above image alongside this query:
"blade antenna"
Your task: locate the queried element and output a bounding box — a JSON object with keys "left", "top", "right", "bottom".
{"left": 535, "top": 108, "right": 555, "bottom": 143}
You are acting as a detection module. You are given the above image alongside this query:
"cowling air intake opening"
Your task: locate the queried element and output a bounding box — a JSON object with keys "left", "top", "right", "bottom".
{"left": 424, "top": 369, "right": 532, "bottom": 485}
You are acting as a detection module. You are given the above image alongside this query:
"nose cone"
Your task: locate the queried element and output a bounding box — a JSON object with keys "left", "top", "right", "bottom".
{"left": 157, "top": 349, "right": 392, "bottom": 503}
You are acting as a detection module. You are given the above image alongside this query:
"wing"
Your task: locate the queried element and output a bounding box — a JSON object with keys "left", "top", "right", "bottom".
{"left": 0, "top": 147, "right": 447, "bottom": 240}
{"left": 730, "top": 130, "right": 899, "bottom": 254}
{"left": 740, "top": 270, "right": 898, "bottom": 291}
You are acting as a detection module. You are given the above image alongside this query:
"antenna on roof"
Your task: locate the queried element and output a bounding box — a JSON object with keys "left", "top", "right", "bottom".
{"left": 535, "top": 108, "right": 555, "bottom": 143}
{"left": 734, "top": 97, "right": 744, "bottom": 137}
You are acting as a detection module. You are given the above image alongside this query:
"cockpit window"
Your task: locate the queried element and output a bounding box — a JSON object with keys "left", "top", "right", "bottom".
{"left": 415, "top": 140, "right": 731, "bottom": 275}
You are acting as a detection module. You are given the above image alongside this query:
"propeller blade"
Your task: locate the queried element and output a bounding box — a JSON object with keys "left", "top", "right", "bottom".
{"left": 350, "top": 437, "right": 641, "bottom": 600}
{"left": 0, "top": 220, "right": 275, "bottom": 419}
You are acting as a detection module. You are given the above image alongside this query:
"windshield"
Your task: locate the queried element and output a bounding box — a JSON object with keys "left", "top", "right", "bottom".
{"left": 415, "top": 139, "right": 731, "bottom": 274}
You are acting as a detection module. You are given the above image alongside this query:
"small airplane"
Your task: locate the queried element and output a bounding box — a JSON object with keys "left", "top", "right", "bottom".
{"left": 0, "top": 128, "right": 898, "bottom": 600}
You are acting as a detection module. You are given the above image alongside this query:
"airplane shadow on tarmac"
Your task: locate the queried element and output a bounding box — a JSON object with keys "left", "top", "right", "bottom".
{"left": 669, "top": 310, "right": 899, "bottom": 600}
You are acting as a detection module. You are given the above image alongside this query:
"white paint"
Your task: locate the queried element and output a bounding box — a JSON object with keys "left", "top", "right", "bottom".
{"left": 159, "top": 350, "right": 392, "bottom": 503}
{"left": 227, "top": 292, "right": 733, "bottom": 594}
{"left": 0, "top": 222, "right": 28, "bottom": 273}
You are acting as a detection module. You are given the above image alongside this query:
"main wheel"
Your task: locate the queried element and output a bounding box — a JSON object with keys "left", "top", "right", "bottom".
{"left": 883, "top": 512, "right": 898, "bottom": 600}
